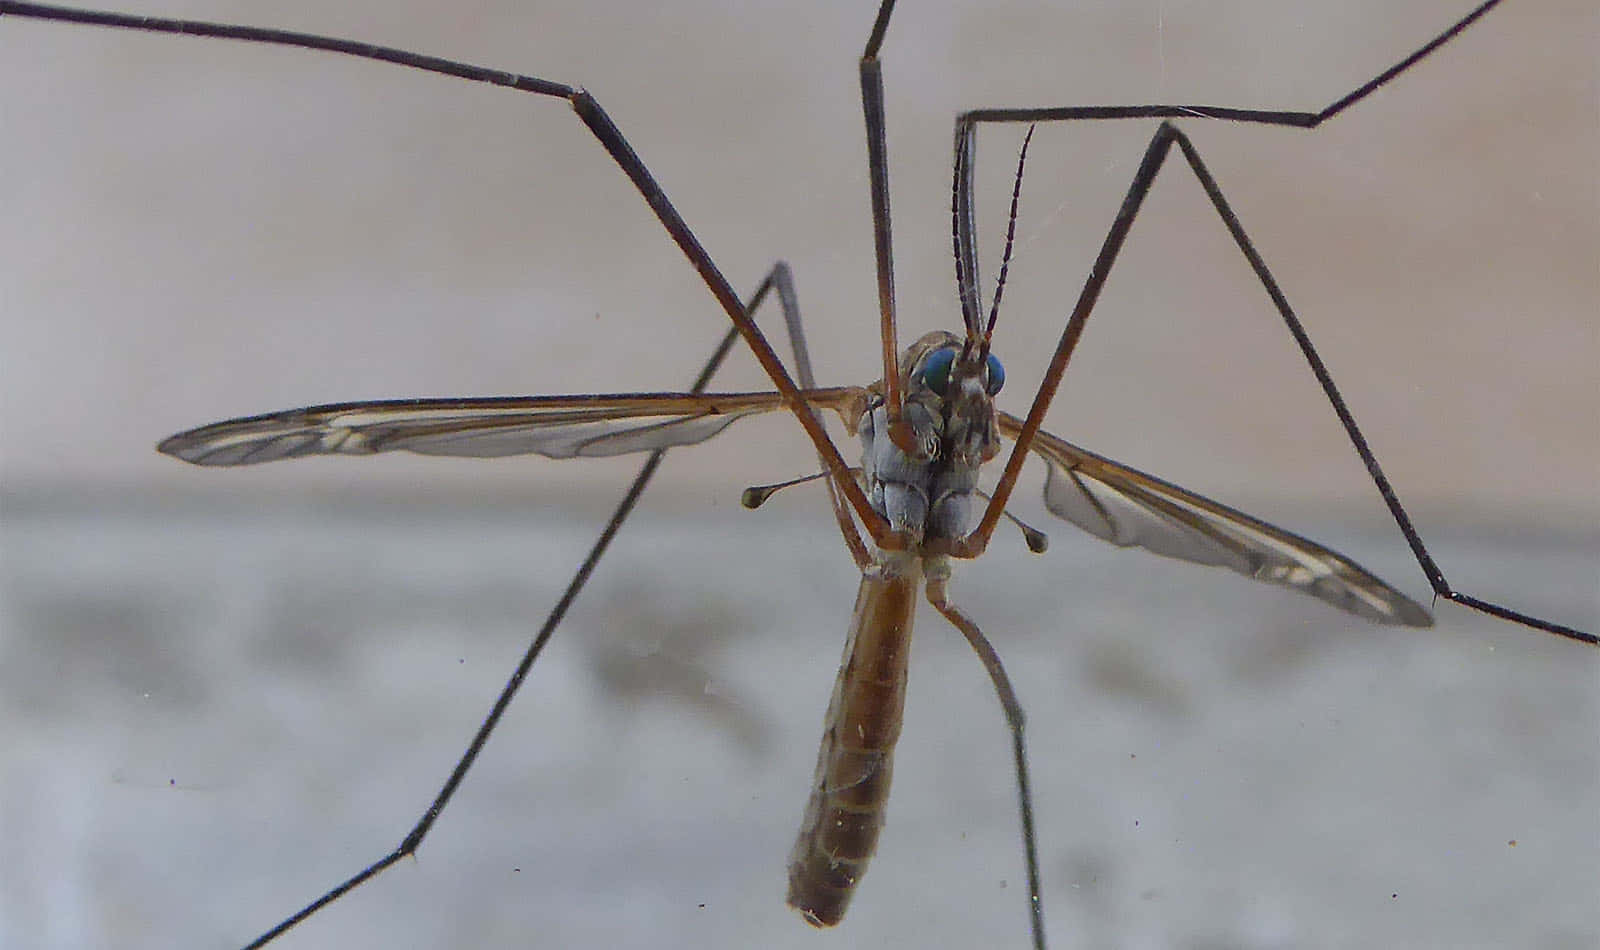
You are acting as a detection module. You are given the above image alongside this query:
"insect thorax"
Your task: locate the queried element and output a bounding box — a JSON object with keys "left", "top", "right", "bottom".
{"left": 858, "top": 388, "right": 994, "bottom": 547}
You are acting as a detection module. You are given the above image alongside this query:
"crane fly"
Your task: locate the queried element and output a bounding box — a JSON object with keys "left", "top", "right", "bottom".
{"left": 3, "top": 1, "right": 1593, "bottom": 948}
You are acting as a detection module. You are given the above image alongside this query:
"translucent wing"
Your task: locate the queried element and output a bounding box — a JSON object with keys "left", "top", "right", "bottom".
{"left": 160, "top": 388, "right": 868, "bottom": 466}
{"left": 997, "top": 413, "right": 1431, "bottom": 627}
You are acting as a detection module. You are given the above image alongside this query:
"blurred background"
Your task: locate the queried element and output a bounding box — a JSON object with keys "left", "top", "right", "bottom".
{"left": 2, "top": 1, "right": 1595, "bottom": 947}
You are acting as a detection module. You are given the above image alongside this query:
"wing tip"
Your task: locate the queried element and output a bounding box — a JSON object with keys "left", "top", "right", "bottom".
{"left": 156, "top": 433, "right": 209, "bottom": 465}
{"left": 1390, "top": 597, "right": 1435, "bottom": 629}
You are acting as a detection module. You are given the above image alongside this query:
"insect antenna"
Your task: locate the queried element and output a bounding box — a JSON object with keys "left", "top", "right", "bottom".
{"left": 982, "top": 123, "right": 1036, "bottom": 348}
{"left": 951, "top": 118, "right": 982, "bottom": 337}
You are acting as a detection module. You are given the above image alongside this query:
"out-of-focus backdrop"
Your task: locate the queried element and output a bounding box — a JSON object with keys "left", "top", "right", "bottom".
{"left": 2, "top": 1, "right": 1595, "bottom": 948}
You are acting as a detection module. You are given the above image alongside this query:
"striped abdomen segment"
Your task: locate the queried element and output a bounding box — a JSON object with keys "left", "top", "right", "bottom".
{"left": 786, "top": 557, "right": 920, "bottom": 927}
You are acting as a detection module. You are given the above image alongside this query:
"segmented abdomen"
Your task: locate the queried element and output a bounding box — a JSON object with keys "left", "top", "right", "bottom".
{"left": 786, "top": 557, "right": 920, "bottom": 927}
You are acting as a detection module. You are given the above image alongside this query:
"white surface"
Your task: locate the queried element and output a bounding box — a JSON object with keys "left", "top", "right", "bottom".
{"left": 2, "top": 498, "right": 1596, "bottom": 949}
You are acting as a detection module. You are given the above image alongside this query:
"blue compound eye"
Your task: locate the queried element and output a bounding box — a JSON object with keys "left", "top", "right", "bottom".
{"left": 918, "top": 347, "right": 958, "bottom": 395}
{"left": 984, "top": 352, "right": 1005, "bottom": 395}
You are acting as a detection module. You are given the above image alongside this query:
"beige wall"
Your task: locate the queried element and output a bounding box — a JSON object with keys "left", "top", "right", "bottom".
{"left": 3, "top": 0, "right": 1595, "bottom": 517}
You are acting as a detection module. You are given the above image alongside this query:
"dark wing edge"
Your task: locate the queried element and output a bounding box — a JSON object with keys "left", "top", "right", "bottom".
{"left": 159, "top": 388, "right": 869, "bottom": 467}
{"left": 997, "top": 412, "right": 1432, "bottom": 627}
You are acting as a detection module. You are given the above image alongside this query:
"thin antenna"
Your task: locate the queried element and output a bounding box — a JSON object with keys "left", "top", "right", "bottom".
{"left": 951, "top": 130, "right": 980, "bottom": 335}
{"left": 984, "top": 125, "right": 1035, "bottom": 343}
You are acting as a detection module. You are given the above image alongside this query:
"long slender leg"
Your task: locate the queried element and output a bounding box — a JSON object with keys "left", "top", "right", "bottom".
{"left": 951, "top": 0, "right": 1510, "bottom": 279}
{"left": 925, "top": 564, "right": 1045, "bottom": 950}
{"left": 857, "top": 0, "right": 910, "bottom": 451}
{"left": 959, "top": 0, "right": 1509, "bottom": 537}
{"left": 233, "top": 267, "right": 801, "bottom": 949}
{"left": 0, "top": 0, "right": 899, "bottom": 549}
{"left": 768, "top": 262, "right": 872, "bottom": 568}
{"left": 1166, "top": 131, "right": 1595, "bottom": 644}
{"left": 572, "top": 55, "right": 899, "bottom": 550}
{"left": 942, "top": 3, "right": 1592, "bottom": 646}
